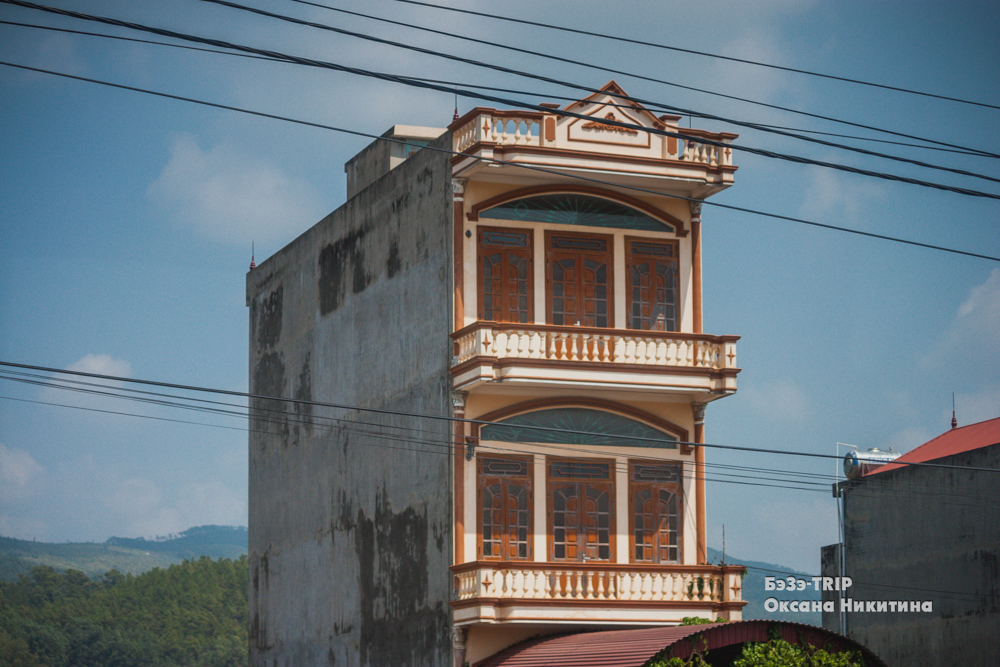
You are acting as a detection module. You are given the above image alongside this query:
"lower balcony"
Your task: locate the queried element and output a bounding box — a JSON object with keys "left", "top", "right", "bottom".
{"left": 450, "top": 323, "right": 739, "bottom": 396}
{"left": 451, "top": 561, "right": 746, "bottom": 626}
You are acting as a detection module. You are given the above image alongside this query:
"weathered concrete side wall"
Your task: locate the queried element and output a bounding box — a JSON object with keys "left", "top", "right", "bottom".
{"left": 841, "top": 444, "right": 1000, "bottom": 666}
{"left": 344, "top": 136, "right": 392, "bottom": 202}
{"left": 246, "top": 133, "right": 454, "bottom": 667}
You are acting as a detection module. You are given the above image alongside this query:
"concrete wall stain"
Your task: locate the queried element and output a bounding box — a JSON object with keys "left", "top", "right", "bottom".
{"left": 252, "top": 352, "right": 287, "bottom": 439}
{"left": 355, "top": 491, "right": 448, "bottom": 667}
{"left": 294, "top": 354, "right": 313, "bottom": 438}
{"left": 257, "top": 286, "right": 284, "bottom": 349}
{"left": 386, "top": 240, "right": 401, "bottom": 279}
{"left": 318, "top": 227, "right": 370, "bottom": 316}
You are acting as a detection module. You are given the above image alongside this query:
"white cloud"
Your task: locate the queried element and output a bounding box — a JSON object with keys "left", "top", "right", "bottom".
{"left": 38, "top": 354, "right": 133, "bottom": 422}
{"left": 0, "top": 444, "right": 43, "bottom": 500}
{"left": 798, "top": 167, "right": 886, "bottom": 225}
{"left": 926, "top": 269, "right": 1000, "bottom": 376}
{"left": 67, "top": 354, "right": 132, "bottom": 378}
{"left": 177, "top": 480, "right": 247, "bottom": 527}
{"left": 743, "top": 379, "right": 812, "bottom": 422}
{"left": 147, "top": 134, "right": 325, "bottom": 244}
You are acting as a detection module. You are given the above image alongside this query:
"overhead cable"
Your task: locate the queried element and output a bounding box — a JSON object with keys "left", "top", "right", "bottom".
{"left": 7, "top": 0, "right": 1000, "bottom": 195}
{"left": 2, "top": 59, "right": 998, "bottom": 263}
{"left": 3, "top": 360, "right": 999, "bottom": 475}
{"left": 2, "top": 19, "right": 989, "bottom": 160}
{"left": 283, "top": 0, "right": 1000, "bottom": 174}
{"left": 386, "top": 0, "right": 1000, "bottom": 112}
{"left": 6, "top": 368, "right": 995, "bottom": 506}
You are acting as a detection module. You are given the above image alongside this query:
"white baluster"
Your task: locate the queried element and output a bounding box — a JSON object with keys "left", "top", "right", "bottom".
{"left": 613, "top": 336, "right": 625, "bottom": 363}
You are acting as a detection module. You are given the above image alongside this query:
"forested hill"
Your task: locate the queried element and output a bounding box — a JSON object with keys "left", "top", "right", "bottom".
{"left": 0, "top": 556, "right": 248, "bottom": 667}
{"left": 0, "top": 526, "right": 248, "bottom": 582}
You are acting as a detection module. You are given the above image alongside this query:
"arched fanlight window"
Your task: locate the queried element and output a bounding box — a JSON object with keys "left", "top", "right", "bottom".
{"left": 480, "top": 407, "right": 677, "bottom": 449}
{"left": 481, "top": 194, "right": 673, "bottom": 233}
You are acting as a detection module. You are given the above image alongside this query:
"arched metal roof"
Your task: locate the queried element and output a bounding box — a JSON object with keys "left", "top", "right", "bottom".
{"left": 475, "top": 620, "right": 886, "bottom": 667}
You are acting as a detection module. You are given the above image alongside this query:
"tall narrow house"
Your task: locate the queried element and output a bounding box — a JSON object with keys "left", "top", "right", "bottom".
{"left": 247, "top": 82, "right": 745, "bottom": 667}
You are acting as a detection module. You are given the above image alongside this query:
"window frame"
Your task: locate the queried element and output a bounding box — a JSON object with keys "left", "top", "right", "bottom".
{"left": 625, "top": 236, "right": 680, "bottom": 332}
{"left": 477, "top": 455, "right": 534, "bottom": 561}
{"left": 627, "top": 460, "right": 683, "bottom": 564}
{"left": 546, "top": 458, "right": 616, "bottom": 562}
{"left": 477, "top": 226, "right": 535, "bottom": 324}
{"left": 544, "top": 231, "right": 615, "bottom": 328}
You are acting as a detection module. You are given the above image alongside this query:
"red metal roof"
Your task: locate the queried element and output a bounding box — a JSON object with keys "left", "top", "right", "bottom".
{"left": 474, "top": 620, "right": 886, "bottom": 667}
{"left": 867, "top": 416, "right": 1000, "bottom": 476}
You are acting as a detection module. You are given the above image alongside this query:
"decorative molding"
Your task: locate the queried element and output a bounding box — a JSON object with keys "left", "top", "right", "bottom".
{"left": 451, "top": 178, "right": 466, "bottom": 197}
{"left": 692, "top": 403, "right": 707, "bottom": 424}
{"left": 689, "top": 200, "right": 703, "bottom": 219}
{"left": 581, "top": 112, "right": 640, "bottom": 135}
{"left": 452, "top": 391, "right": 468, "bottom": 414}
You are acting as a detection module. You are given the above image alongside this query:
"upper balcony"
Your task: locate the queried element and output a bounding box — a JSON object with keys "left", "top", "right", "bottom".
{"left": 451, "top": 323, "right": 738, "bottom": 397}
{"left": 448, "top": 81, "right": 737, "bottom": 198}
{"left": 451, "top": 560, "right": 746, "bottom": 627}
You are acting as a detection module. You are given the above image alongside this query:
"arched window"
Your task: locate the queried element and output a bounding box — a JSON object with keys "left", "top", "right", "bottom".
{"left": 480, "top": 407, "right": 678, "bottom": 449}
{"left": 481, "top": 193, "right": 674, "bottom": 233}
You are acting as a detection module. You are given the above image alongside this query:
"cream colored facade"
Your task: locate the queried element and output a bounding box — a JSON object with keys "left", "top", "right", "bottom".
{"left": 447, "top": 83, "right": 745, "bottom": 665}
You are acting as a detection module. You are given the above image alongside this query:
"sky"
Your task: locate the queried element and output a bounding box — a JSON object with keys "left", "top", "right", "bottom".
{"left": 0, "top": 0, "right": 998, "bottom": 574}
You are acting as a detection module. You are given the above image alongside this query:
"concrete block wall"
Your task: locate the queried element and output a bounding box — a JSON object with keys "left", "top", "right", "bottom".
{"left": 839, "top": 444, "right": 1000, "bottom": 666}
{"left": 246, "top": 132, "right": 454, "bottom": 667}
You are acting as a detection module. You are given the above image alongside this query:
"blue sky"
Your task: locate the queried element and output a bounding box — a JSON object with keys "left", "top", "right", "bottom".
{"left": 1, "top": 0, "right": 998, "bottom": 573}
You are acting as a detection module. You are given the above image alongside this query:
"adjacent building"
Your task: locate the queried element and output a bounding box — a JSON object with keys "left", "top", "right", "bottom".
{"left": 246, "top": 82, "right": 745, "bottom": 667}
{"left": 822, "top": 417, "right": 1000, "bottom": 667}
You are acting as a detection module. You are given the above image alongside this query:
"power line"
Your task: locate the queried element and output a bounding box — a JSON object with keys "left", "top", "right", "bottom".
{"left": 3, "top": 58, "right": 997, "bottom": 264}
{"left": 2, "top": 360, "right": 999, "bottom": 475}
{"left": 8, "top": 0, "right": 1000, "bottom": 197}
{"left": 196, "top": 0, "right": 1000, "bottom": 188}
{"left": 6, "top": 369, "right": 995, "bottom": 507}
{"left": 386, "top": 0, "right": 1000, "bottom": 112}
{"left": 281, "top": 0, "right": 1000, "bottom": 182}
{"left": 4, "top": 18, "right": 989, "bottom": 160}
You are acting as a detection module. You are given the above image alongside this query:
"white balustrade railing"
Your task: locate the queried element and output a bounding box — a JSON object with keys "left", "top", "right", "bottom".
{"left": 453, "top": 112, "right": 542, "bottom": 153}
{"left": 679, "top": 138, "right": 733, "bottom": 167}
{"left": 452, "top": 324, "right": 737, "bottom": 370}
{"left": 452, "top": 562, "right": 737, "bottom": 604}
{"left": 453, "top": 111, "right": 734, "bottom": 170}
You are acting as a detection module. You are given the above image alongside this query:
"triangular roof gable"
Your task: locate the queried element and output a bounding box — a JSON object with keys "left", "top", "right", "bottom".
{"left": 563, "top": 80, "right": 665, "bottom": 129}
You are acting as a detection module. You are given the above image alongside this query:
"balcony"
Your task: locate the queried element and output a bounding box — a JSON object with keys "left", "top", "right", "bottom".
{"left": 451, "top": 561, "right": 746, "bottom": 626}
{"left": 450, "top": 322, "right": 739, "bottom": 396}
{"left": 449, "top": 105, "right": 737, "bottom": 196}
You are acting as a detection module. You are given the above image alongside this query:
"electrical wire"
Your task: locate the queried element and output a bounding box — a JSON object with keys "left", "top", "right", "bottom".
{"left": 3, "top": 18, "right": 989, "bottom": 161}
{"left": 5, "top": 369, "right": 995, "bottom": 508}
{"left": 2, "top": 361, "right": 999, "bottom": 476}
{"left": 8, "top": 0, "right": 1000, "bottom": 196}
{"left": 3, "top": 58, "right": 997, "bottom": 265}
{"left": 281, "top": 0, "right": 1000, "bottom": 180}
{"left": 197, "top": 0, "right": 1000, "bottom": 183}
{"left": 386, "top": 0, "right": 1000, "bottom": 112}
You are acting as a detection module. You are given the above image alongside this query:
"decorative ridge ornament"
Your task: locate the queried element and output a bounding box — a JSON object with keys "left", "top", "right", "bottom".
{"left": 581, "top": 111, "right": 639, "bottom": 135}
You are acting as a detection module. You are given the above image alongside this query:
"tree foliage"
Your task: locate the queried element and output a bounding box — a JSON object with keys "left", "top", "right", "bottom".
{"left": 0, "top": 556, "right": 248, "bottom": 667}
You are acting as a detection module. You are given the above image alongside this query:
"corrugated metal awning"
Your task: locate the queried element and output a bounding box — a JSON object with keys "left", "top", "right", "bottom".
{"left": 475, "top": 620, "right": 886, "bottom": 667}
